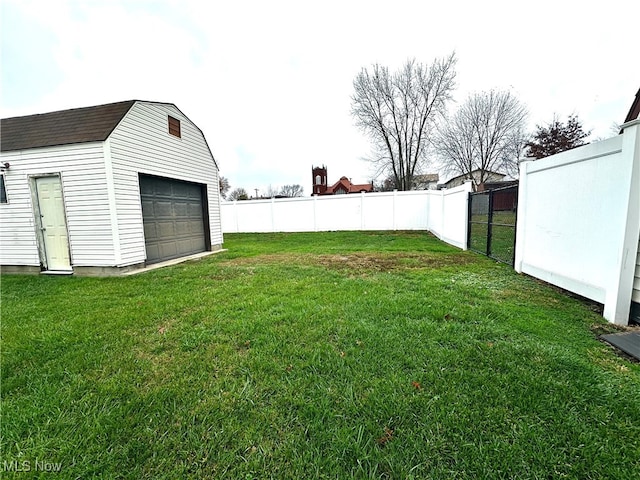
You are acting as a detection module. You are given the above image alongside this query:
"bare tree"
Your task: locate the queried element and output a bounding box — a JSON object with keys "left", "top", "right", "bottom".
{"left": 351, "top": 53, "right": 457, "bottom": 191}
{"left": 219, "top": 176, "right": 230, "bottom": 199}
{"left": 437, "top": 89, "right": 528, "bottom": 188}
{"left": 373, "top": 175, "right": 397, "bottom": 192}
{"left": 228, "top": 187, "right": 249, "bottom": 201}
{"left": 264, "top": 185, "right": 279, "bottom": 198}
{"left": 279, "top": 184, "right": 304, "bottom": 197}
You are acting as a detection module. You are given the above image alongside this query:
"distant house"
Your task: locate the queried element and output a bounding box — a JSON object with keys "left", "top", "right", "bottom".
{"left": 311, "top": 165, "right": 373, "bottom": 195}
{"left": 476, "top": 180, "right": 519, "bottom": 192}
{"left": 412, "top": 174, "right": 439, "bottom": 190}
{"left": 0, "top": 100, "right": 223, "bottom": 275}
{"left": 440, "top": 169, "right": 506, "bottom": 189}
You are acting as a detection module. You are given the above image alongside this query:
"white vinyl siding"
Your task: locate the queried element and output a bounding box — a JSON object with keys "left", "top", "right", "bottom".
{"left": 0, "top": 143, "right": 115, "bottom": 267}
{"left": 108, "top": 102, "right": 221, "bottom": 265}
{"left": 633, "top": 238, "right": 640, "bottom": 303}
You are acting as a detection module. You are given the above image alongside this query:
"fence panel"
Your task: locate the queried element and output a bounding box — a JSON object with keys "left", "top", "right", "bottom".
{"left": 220, "top": 185, "right": 473, "bottom": 250}
{"left": 515, "top": 123, "right": 640, "bottom": 325}
{"left": 468, "top": 185, "right": 518, "bottom": 265}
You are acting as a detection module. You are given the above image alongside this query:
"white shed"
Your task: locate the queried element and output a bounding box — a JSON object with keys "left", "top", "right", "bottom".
{"left": 0, "top": 100, "right": 223, "bottom": 275}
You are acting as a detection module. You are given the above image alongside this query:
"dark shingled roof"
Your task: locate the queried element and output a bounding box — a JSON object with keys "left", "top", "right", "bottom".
{"left": 1, "top": 100, "right": 136, "bottom": 152}
{"left": 624, "top": 88, "right": 640, "bottom": 123}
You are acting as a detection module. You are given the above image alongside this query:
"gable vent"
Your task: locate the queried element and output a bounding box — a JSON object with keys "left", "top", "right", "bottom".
{"left": 168, "top": 115, "right": 181, "bottom": 138}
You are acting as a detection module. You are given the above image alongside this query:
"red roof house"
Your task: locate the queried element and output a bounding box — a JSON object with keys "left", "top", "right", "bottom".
{"left": 311, "top": 165, "right": 372, "bottom": 195}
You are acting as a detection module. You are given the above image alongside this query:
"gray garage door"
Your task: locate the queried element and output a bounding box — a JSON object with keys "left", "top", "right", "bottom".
{"left": 139, "top": 175, "right": 206, "bottom": 263}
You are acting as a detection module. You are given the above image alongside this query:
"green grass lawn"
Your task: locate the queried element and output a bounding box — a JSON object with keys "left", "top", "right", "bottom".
{"left": 2, "top": 231, "right": 639, "bottom": 479}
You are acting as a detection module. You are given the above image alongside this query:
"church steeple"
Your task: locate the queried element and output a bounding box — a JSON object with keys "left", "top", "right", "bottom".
{"left": 312, "top": 165, "right": 327, "bottom": 195}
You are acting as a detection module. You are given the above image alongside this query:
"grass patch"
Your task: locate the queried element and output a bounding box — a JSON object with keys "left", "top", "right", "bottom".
{"left": 2, "top": 231, "right": 639, "bottom": 478}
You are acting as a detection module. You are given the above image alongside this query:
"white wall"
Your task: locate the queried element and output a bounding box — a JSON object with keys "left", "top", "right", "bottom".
{"left": 108, "top": 101, "right": 222, "bottom": 266}
{"left": 0, "top": 142, "right": 115, "bottom": 267}
{"left": 515, "top": 120, "right": 640, "bottom": 325}
{"left": 221, "top": 183, "right": 473, "bottom": 250}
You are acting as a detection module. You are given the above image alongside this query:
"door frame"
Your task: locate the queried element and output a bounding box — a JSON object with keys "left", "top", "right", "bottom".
{"left": 29, "top": 173, "right": 72, "bottom": 271}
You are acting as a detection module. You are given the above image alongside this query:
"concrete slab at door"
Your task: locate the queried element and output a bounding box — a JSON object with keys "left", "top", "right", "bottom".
{"left": 35, "top": 176, "right": 71, "bottom": 271}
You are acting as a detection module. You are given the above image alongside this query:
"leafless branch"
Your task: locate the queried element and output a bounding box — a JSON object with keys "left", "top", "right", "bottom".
{"left": 352, "top": 53, "right": 457, "bottom": 190}
{"left": 436, "top": 89, "right": 527, "bottom": 188}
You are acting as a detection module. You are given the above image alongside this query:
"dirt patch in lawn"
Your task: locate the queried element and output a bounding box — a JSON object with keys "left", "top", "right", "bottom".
{"left": 223, "top": 252, "right": 474, "bottom": 274}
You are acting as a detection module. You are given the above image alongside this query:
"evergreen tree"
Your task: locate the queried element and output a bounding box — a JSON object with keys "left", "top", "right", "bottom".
{"left": 525, "top": 115, "right": 590, "bottom": 159}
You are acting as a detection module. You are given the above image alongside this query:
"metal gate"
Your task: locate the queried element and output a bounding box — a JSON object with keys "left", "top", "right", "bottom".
{"left": 467, "top": 185, "right": 518, "bottom": 265}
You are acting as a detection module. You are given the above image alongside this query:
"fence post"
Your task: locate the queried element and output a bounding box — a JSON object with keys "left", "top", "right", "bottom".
{"left": 514, "top": 160, "right": 532, "bottom": 273}
{"left": 361, "top": 192, "right": 365, "bottom": 230}
{"left": 234, "top": 200, "right": 239, "bottom": 233}
{"left": 467, "top": 191, "right": 472, "bottom": 251}
{"left": 271, "top": 197, "right": 275, "bottom": 232}
{"left": 393, "top": 189, "right": 397, "bottom": 230}
{"left": 424, "top": 190, "right": 429, "bottom": 232}
{"left": 463, "top": 180, "right": 473, "bottom": 251}
{"left": 441, "top": 189, "right": 445, "bottom": 240}
{"left": 511, "top": 186, "right": 519, "bottom": 267}
{"left": 313, "top": 194, "right": 318, "bottom": 232}
{"left": 603, "top": 120, "right": 640, "bottom": 324}
{"left": 486, "top": 190, "right": 494, "bottom": 257}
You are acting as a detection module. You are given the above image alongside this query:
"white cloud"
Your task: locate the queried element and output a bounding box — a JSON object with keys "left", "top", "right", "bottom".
{"left": 2, "top": 0, "right": 638, "bottom": 194}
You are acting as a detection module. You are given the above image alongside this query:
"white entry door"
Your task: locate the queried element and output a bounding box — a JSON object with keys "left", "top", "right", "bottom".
{"left": 35, "top": 176, "right": 71, "bottom": 271}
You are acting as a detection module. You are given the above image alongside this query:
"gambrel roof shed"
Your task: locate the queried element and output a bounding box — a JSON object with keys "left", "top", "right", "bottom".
{"left": 0, "top": 100, "right": 223, "bottom": 275}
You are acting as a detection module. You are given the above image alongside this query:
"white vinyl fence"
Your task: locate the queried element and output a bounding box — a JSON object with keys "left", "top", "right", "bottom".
{"left": 221, "top": 183, "right": 473, "bottom": 249}
{"left": 515, "top": 119, "right": 640, "bottom": 325}
{"left": 221, "top": 121, "right": 640, "bottom": 326}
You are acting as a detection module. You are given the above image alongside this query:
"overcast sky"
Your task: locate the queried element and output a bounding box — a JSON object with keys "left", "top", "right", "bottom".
{"left": 1, "top": 0, "right": 638, "bottom": 196}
